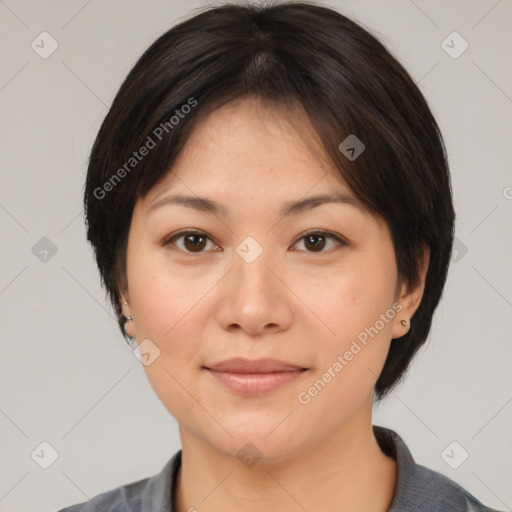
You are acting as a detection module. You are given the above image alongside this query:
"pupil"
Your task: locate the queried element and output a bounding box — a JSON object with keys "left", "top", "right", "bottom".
{"left": 305, "top": 234, "right": 325, "bottom": 251}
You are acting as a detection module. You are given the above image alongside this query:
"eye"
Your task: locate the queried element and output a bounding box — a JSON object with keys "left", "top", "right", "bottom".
{"left": 162, "top": 229, "right": 347, "bottom": 254}
{"left": 163, "top": 229, "right": 220, "bottom": 253}
{"left": 291, "top": 231, "right": 346, "bottom": 253}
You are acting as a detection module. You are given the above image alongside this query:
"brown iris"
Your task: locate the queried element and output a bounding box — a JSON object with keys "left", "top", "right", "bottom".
{"left": 303, "top": 234, "right": 326, "bottom": 252}
{"left": 183, "top": 233, "right": 207, "bottom": 252}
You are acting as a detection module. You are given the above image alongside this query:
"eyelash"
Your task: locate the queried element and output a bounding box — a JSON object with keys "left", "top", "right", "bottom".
{"left": 161, "top": 229, "right": 347, "bottom": 255}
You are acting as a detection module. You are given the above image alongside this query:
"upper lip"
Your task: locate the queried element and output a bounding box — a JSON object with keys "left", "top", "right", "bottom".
{"left": 204, "top": 357, "right": 308, "bottom": 373}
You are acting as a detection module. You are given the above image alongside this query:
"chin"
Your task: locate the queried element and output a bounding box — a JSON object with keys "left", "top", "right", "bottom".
{"left": 220, "top": 436, "right": 301, "bottom": 467}
{"left": 215, "top": 419, "right": 306, "bottom": 464}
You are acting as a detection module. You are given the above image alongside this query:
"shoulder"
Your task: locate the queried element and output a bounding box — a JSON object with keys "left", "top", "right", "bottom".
{"left": 56, "top": 476, "right": 149, "bottom": 512}
{"left": 373, "top": 426, "right": 505, "bottom": 512}
{"left": 408, "top": 462, "right": 504, "bottom": 512}
{"left": 56, "top": 450, "right": 181, "bottom": 512}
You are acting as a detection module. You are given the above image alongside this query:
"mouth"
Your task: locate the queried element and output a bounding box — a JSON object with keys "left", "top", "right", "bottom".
{"left": 202, "top": 358, "right": 309, "bottom": 396}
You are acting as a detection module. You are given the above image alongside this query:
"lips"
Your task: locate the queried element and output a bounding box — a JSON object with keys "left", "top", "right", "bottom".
{"left": 203, "top": 357, "right": 308, "bottom": 373}
{"left": 202, "top": 358, "right": 309, "bottom": 396}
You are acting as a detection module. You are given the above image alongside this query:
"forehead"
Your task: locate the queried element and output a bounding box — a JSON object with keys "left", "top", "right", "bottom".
{"left": 145, "top": 96, "right": 350, "bottom": 205}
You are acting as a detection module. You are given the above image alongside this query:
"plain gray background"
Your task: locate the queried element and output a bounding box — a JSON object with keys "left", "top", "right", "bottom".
{"left": 0, "top": 0, "right": 511, "bottom": 510}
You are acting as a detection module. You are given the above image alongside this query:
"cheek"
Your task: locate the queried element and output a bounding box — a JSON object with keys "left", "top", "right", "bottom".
{"left": 127, "top": 249, "right": 213, "bottom": 341}
{"left": 126, "top": 251, "right": 219, "bottom": 402}
{"left": 127, "top": 257, "right": 210, "bottom": 418}
{"left": 294, "top": 271, "right": 396, "bottom": 420}
{"left": 302, "top": 254, "right": 397, "bottom": 379}
{"left": 308, "top": 258, "right": 395, "bottom": 334}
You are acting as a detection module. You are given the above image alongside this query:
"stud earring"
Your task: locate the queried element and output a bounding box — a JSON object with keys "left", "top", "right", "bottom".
{"left": 401, "top": 319, "right": 408, "bottom": 327}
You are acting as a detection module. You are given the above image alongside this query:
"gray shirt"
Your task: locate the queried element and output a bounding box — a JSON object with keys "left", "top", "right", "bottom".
{"left": 57, "top": 426, "right": 504, "bottom": 511}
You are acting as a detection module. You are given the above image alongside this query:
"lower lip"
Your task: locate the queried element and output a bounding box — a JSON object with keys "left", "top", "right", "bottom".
{"left": 205, "top": 369, "right": 306, "bottom": 396}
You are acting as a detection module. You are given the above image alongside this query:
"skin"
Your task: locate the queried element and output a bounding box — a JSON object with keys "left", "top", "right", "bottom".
{"left": 120, "top": 96, "right": 429, "bottom": 512}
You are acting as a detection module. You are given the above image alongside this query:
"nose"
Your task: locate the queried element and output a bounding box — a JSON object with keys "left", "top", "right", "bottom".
{"left": 214, "top": 245, "right": 294, "bottom": 337}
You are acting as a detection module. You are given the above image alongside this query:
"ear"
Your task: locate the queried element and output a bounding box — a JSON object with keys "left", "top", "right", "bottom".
{"left": 391, "top": 245, "right": 430, "bottom": 340}
{"left": 119, "top": 289, "right": 136, "bottom": 340}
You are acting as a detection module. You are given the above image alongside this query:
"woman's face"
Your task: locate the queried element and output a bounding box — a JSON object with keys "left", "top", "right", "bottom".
{"left": 122, "top": 97, "right": 421, "bottom": 462}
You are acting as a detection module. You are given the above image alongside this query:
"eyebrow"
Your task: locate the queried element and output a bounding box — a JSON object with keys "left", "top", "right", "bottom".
{"left": 147, "top": 192, "right": 364, "bottom": 218}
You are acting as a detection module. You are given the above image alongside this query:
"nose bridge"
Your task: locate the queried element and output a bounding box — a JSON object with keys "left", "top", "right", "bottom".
{"left": 215, "top": 234, "right": 294, "bottom": 335}
{"left": 232, "top": 235, "right": 279, "bottom": 302}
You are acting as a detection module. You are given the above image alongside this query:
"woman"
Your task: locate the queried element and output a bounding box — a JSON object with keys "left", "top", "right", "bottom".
{"left": 58, "top": 2, "right": 502, "bottom": 511}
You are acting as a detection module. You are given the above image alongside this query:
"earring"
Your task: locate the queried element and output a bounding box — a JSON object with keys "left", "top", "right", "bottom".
{"left": 122, "top": 319, "right": 136, "bottom": 347}
{"left": 401, "top": 319, "right": 408, "bottom": 327}
{"left": 123, "top": 300, "right": 128, "bottom": 305}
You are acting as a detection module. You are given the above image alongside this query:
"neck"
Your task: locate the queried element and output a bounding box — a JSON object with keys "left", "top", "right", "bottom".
{"left": 173, "top": 407, "right": 397, "bottom": 512}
